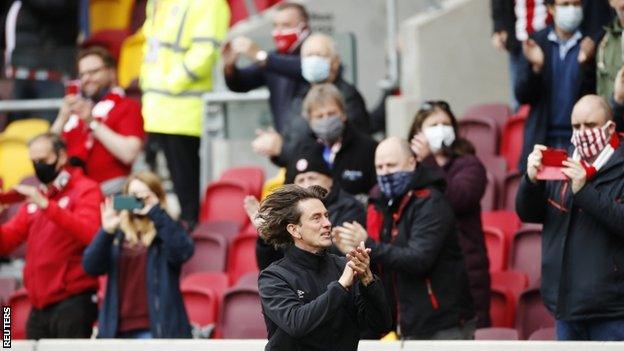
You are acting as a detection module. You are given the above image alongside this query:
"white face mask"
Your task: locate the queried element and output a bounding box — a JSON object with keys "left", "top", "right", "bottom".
{"left": 423, "top": 124, "right": 456, "bottom": 153}
{"left": 555, "top": 5, "right": 583, "bottom": 33}
{"left": 301, "top": 56, "right": 331, "bottom": 83}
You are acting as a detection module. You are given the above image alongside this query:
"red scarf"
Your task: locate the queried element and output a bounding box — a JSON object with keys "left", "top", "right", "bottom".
{"left": 573, "top": 132, "right": 621, "bottom": 180}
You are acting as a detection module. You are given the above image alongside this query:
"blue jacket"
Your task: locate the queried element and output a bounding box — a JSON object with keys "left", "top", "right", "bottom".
{"left": 82, "top": 205, "right": 194, "bottom": 338}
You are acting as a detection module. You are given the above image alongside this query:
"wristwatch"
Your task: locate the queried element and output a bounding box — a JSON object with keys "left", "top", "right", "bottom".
{"left": 255, "top": 50, "right": 268, "bottom": 64}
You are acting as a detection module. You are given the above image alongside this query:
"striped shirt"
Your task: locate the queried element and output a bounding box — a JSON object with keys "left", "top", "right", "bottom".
{"left": 515, "top": 0, "right": 552, "bottom": 41}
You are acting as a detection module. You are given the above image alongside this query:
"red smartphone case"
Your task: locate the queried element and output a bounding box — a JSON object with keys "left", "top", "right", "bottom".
{"left": 537, "top": 149, "right": 568, "bottom": 180}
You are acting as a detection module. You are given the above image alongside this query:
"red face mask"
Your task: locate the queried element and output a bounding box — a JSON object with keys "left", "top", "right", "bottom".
{"left": 272, "top": 24, "right": 307, "bottom": 54}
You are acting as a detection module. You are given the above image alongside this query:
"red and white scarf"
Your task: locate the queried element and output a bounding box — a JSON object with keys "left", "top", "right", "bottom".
{"left": 571, "top": 124, "right": 620, "bottom": 180}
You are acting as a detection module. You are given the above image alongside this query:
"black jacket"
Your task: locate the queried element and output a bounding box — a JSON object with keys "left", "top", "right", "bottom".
{"left": 366, "top": 166, "right": 474, "bottom": 338}
{"left": 256, "top": 185, "right": 366, "bottom": 270}
{"left": 83, "top": 206, "right": 194, "bottom": 338}
{"left": 516, "top": 143, "right": 624, "bottom": 322}
{"left": 258, "top": 246, "right": 392, "bottom": 351}
{"left": 515, "top": 27, "right": 596, "bottom": 172}
{"left": 7, "top": 0, "right": 79, "bottom": 74}
{"left": 273, "top": 122, "right": 378, "bottom": 196}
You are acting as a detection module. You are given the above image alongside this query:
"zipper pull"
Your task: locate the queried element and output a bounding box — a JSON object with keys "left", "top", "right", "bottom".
{"left": 426, "top": 278, "right": 439, "bottom": 310}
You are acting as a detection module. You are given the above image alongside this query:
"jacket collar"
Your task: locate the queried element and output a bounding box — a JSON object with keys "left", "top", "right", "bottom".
{"left": 285, "top": 245, "right": 329, "bottom": 271}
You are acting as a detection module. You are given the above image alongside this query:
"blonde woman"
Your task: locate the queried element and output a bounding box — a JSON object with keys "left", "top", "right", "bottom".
{"left": 83, "top": 171, "right": 194, "bottom": 338}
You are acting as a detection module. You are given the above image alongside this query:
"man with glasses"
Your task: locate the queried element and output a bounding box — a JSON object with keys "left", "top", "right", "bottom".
{"left": 51, "top": 46, "right": 144, "bottom": 196}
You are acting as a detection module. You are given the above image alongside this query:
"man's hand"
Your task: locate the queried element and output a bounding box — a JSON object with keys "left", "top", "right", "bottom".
{"left": 13, "top": 185, "right": 48, "bottom": 209}
{"left": 332, "top": 226, "right": 355, "bottom": 255}
{"left": 522, "top": 39, "right": 544, "bottom": 73}
{"left": 491, "top": 31, "right": 508, "bottom": 52}
{"left": 562, "top": 159, "right": 587, "bottom": 194}
{"left": 410, "top": 133, "right": 432, "bottom": 162}
{"left": 231, "top": 36, "right": 261, "bottom": 61}
{"left": 101, "top": 197, "right": 121, "bottom": 234}
{"left": 526, "top": 144, "right": 548, "bottom": 183}
{"left": 251, "top": 128, "right": 283, "bottom": 157}
{"left": 346, "top": 241, "right": 374, "bottom": 286}
{"left": 73, "top": 98, "right": 94, "bottom": 122}
{"left": 334, "top": 221, "right": 368, "bottom": 246}
{"left": 338, "top": 262, "right": 356, "bottom": 289}
{"left": 613, "top": 66, "right": 624, "bottom": 105}
{"left": 578, "top": 37, "right": 596, "bottom": 64}
{"left": 221, "top": 41, "right": 238, "bottom": 75}
{"left": 57, "top": 95, "right": 81, "bottom": 125}
{"left": 243, "top": 195, "right": 263, "bottom": 230}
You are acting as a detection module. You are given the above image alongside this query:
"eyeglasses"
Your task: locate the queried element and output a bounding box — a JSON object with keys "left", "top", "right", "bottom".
{"left": 419, "top": 100, "right": 451, "bottom": 112}
{"left": 78, "top": 66, "right": 106, "bottom": 79}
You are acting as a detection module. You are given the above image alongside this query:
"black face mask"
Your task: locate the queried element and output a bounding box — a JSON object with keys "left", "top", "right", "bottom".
{"left": 33, "top": 156, "right": 60, "bottom": 184}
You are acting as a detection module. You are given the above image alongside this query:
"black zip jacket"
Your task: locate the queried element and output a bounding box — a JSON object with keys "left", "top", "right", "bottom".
{"left": 258, "top": 246, "right": 392, "bottom": 351}
{"left": 366, "top": 166, "right": 475, "bottom": 338}
{"left": 516, "top": 142, "right": 624, "bottom": 322}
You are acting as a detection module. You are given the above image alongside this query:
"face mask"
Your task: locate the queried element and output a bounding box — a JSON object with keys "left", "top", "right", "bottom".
{"left": 310, "top": 115, "right": 344, "bottom": 145}
{"left": 33, "top": 156, "right": 60, "bottom": 184}
{"left": 302, "top": 56, "right": 331, "bottom": 83}
{"left": 570, "top": 121, "right": 614, "bottom": 161}
{"left": 555, "top": 5, "right": 583, "bottom": 33}
{"left": 272, "top": 24, "right": 307, "bottom": 54}
{"left": 377, "top": 171, "right": 414, "bottom": 199}
{"left": 423, "top": 125, "right": 456, "bottom": 153}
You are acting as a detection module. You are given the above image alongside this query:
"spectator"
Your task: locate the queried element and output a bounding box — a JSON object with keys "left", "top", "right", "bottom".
{"left": 337, "top": 137, "right": 475, "bottom": 339}
{"left": 222, "top": 2, "right": 310, "bottom": 133}
{"left": 140, "top": 0, "right": 230, "bottom": 229}
{"left": 256, "top": 185, "right": 392, "bottom": 350}
{"left": 50, "top": 46, "right": 144, "bottom": 196}
{"left": 253, "top": 83, "right": 378, "bottom": 197}
{"left": 596, "top": 0, "right": 624, "bottom": 126}
{"left": 407, "top": 101, "right": 490, "bottom": 328}
{"left": 4, "top": 0, "right": 79, "bottom": 123}
{"left": 517, "top": 95, "right": 624, "bottom": 341}
{"left": 249, "top": 146, "right": 366, "bottom": 270}
{"left": 515, "top": 0, "right": 598, "bottom": 172}
{"left": 0, "top": 133, "right": 102, "bottom": 339}
{"left": 83, "top": 171, "right": 194, "bottom": 338}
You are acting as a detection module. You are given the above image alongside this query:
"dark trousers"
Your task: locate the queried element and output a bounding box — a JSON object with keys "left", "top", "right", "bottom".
{"left": 557, "top": 318, "right": 624, "bottom": 341}
{"left": 26, "top": 291, "right": 98, "bottom": 339}
{"left": 9, "top": 79, "right": 65, "bottom": 124}
{"left": 149, "top": 133, "right": 200, "bottom": 226}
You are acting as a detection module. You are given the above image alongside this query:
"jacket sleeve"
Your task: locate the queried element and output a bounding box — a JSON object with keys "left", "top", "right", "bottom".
{"left": 0, "top": 205, "right": 30, "bottom": 255}
{"left": 166, "top": 0, "right": 230, "bottom": 94}
{"left": 149, "top": 206, "right": 195, "bottom": 267}
{"left": 367, "top": 193, "right": 457, "bottom": 276}
{"left": 82, "top": 229, "right": 116, "bottom": 276}
{"left": 255, "top": 236, "right": 284, "bottom": 271}
{"left": 609, "top": 96, "right": 624, "bottom": 131}
{"left": 265, "top": 52, "right": 303, "bottom": 79}
{"left": 514, "top": 52, "right": 544, "bottom": 105}
{"left": 582, "top": 1, "right": 612, "bottom": 44}
{"left": 491, "top": 0, "right": 506, "bottom": 33}
{"left": 354, "top": 277, "right": 393, "bottom": 334}
{"left": 258, "top": 269, "right": 350, "bottom": 338}
{"left": 21, "top": 0, "right": 78, "bottom": 18}
{"left": 515, "top": 175, "right": 548, "bottom": 223}
{"left": 42, "top": 184, "right": 103, "bottom": 245}
{"left": 573, "top": 184, "right": 624, "bottom": 238}
{"left": 224, "top": 64, "right": 266, "bottom": 93}
{"left": 344, "top": 88, "right": 371, "bottom": 134}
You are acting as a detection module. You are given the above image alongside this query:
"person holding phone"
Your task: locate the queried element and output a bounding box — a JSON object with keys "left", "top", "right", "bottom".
{"left": 517, "top": 94, "right": 624, "bottom": 341}
{"left": 82, "top": 171, "right": 194, "bottom": 339}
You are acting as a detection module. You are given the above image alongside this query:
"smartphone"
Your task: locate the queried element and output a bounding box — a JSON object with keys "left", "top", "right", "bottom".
{"left": 65, "top": 80, "right": 81, "bottom": 96}
{"left": 537, "top": 148, "right": 568, "bottom": 180}
{"left": 113, "top": 196, "right": 144, "bottom": 211}
{"left": 0, "top": 190, "right": 25, "bottom": 205}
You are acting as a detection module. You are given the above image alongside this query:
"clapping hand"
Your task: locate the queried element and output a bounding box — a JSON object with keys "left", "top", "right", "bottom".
{"left": 522, "top": 39, "right": 544, "bottom": 73}
{"left": 251, "top": 128, "right": 283, "bottom": 157}
{"left": 346, "top": 241, "right": 374, "bottom": 286}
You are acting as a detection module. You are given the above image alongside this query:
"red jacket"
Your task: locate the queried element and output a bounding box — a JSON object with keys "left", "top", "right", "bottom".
{"left": 0, "top": 168, "right": 103, "bottom": 308}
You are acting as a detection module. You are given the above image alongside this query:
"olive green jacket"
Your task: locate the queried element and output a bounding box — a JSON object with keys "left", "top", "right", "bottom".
{"left": 597, "top": 18, "right": 624, "bottom": 101}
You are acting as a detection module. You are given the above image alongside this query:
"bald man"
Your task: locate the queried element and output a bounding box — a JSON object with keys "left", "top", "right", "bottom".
{"left": 335, "top": 137, "right": 475, "bottom": 339}
{"left": 517, "top": 94, "right": 624, "bottom": 341}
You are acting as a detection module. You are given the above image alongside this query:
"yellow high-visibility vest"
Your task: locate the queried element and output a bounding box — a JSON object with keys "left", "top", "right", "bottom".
{"left": 140, "top": 0, "right": 230, "bottom": 137}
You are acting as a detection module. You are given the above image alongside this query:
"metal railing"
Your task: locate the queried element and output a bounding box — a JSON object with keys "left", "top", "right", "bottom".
{"left": 0, "top": 98, "right": 62, "bottom": 112}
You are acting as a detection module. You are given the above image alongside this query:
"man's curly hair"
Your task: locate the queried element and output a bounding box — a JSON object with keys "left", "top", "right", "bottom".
{"left": 257, "top": 184, "right": 328, "bottom": 249}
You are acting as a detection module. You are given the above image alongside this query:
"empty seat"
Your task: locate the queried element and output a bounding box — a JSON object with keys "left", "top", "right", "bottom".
{"left": 483, "top": 226, "right": 507, "bottom": 272}
{"left": 501, "top": 171, "right": 521, "bottom": 212}
{"left": 0, "top": 139, "right": 33, "bottom": 190}
{"left": 181, "top": 272, "right": 229, "bottom": 331}
{"left": 480, "top": 156, "right": 507, "bottom": 211}
{"left": 490, "top": 284, "right": 515, "bottom": 328}
{"left": 458, "top": 116, "right": 499, "bottom": 160}
{"left": 182, "top": 234, "right": 228, "bottom": 277}
{"left": 2, "top": 118, "right": 50, "bottom": 143}
{"left": 199, "top": 180, "right": 251, "bottom": 226}
{"left": 219, "top": 285, "right": 266, "bottom": 339}
{"left": 117, "top": 30, "right": 145, "bottom": 89}
{"left": 481, "top": 210, "right": 521, "bottom": 243}
{"left": 509, "top": 227, "right": 542, "bottom": 288}
{"left": 462, "top": 103, "right": 511, "bottom": 131}
{"left": 220, "top": 167, "right": 265, "bottom": 199}
{"left": 499, "top": 114, "right": 527, "bottom": 171}
{"left": 193, "top": 220, "right": 241, "bottom": 243}
{"left": 8, "top": 288, "right": 30, "bottom": 340}
{"left": 475, "top": 327, "right": 519, "bottom": 340}
{"left": 516, "top": 287, "right": 555, "bottom": 340}
{"left": 82, "top": 29, "right": 131, "bottom": 61}
{"left": 227, "top": 234, "right": 259, "bottom": 285}
{"left": 89, "top": 0, "right": 135, "bottom": 33}
{"left": 490, "top": 270, "right": 528, "bottom": 299}
{"left": 529, "top": 327, "right": 555, "bottom": 341}
{"left": 235, "top": 271, "right": 259, "bottom": 288}
{"left": 182, "top": 272, "right": 230, "bottom": 299}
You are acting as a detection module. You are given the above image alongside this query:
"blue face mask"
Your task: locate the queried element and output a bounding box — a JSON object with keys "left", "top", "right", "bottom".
{"left": 377, "top": 171, "right": 414, "bottom": 199}
{"left": 301, "top": 56, "right": 331, "bottom": 83}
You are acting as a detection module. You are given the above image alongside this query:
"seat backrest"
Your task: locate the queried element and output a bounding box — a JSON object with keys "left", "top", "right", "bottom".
{"left": 483, "top": 226, "right": 507, "bottom": 272}
{"left": 181, "top": 235, "right": 228, "bottom": 277}
{"left": 0, "top": 139, "right": 34, "bottom": 189}
{"left": 481, "top": 210, "right": 521, "bottom": 243}
{"left": 516, "top": 288, "right": 555, "bottom": 340}
{"left": 458, "top": 116, "right": 499, "bottom": 159}
{"left": 89, "top": 0, "right": 135, "bottom": 33}
{"left": 528, "top": 327, "right": 556, "bottom": 341}
{"left": 490, "top": 270, "right": 528, "bottom": 299}
{"left": 499, "top": 115, "right": 527, "bottom": 172}
{"left": 235, "top": 271, "right": 259, "bottom": 288}
{"left": 220, "top": 286, "right": 266, "bottom": 339}
{"left": 0, "top": 277, "right": 17, "bottom": 305}
{"left": 182, "top": 285, "right": 219, "bottom": 327}
{"left": 489, "top": 285, "right": 515, "bottom": 328}
{"left": 2, "top": 118, "right": 50, "bottom": 142}
{"left": 502, "top": 171, "right": 521, "bottom": 212}
{"left": 462, "top": 103, "right": 511, "bottom": 131}
{"left": 8, "top": 289, "right": 30, "bottom": 340}
{"left": 227, "top": 234, "right": 260, "bottom": 285}
{"left": 220, "top": 167, "right": 265, "bottom": 199}
{"left": 181, "top": 272, "right": 230, "bottom": 301}
{"left": 480, "top": 156, "right": 507, "bottom": 211}
{"left": 200, "top": 180, "right": 251, "bottom": 226}
{"left": 82, "top": 29, "right": 130, "bottom": 61}
{"left": 261, "top": 168, "right": 286, "bottom": 200}
{"left": 509, "top": 228, "right": 542, "bottom": 288}
{"left": 118, "top": 30, "right": 145, "bottom": 89}
{"left": 193, "top": 220, "right": 241, "bottom": 243}
{"left": 475, "top": 327, "right": 519, "bottom": 340}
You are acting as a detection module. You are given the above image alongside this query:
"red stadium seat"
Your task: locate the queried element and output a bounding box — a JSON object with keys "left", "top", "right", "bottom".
{"left": 199, "top": 180, "right": 251, "bottom": 226}
{"left": 475, "top": 327, "right": 519, "bottom": 340}
{"left": 8, "top": 288, "right": 30, "bottom": 340}
{"left": 483, "top": 226, "right": 507, "bottom": 272}
{"left": 227, "top": 234, "right": 259, "bottom": 285}
{"left": 500, "top": 114, "right": 527, "bottom": 171}
{"left": 491, "top": 270, "right": 528, "bottom": 299}
{"left": 235, "top": 271, "right": 259, "bottom": 288}
{"left": 501, "top": 171, "right": 522, "bottom": 212}
{"left": 0, "top": 277, "right": 17, "bottom": 305}
{"left": 182, "top": 272, "right": 230, "bottom": 298}
{"left": 82, "top": 29, "right": 131, "bottom": 61}
{"left": 458, "top": 116, "right": 499, "bottom": 160}
{"left": 462, "top": 103, "right": 511, "bottom": 131}
{"left": 529, "top": 327, "right": 555, "bottom": 340}
{"left": 193, "top": 220, "right": 241, "bottom": 243}
{"left": 490, "top": 284, "right": 515, "bottom": 328}
{"left": 220, "top": 167, "right": 265, "bottom": 199}
{"left": 516, "top": 287, "right": 555, "bottom": 340}
{"left": 480, "top": 156, "right": 507, "bottom": 211}
{"left": 509, "top": 227, "right": 542, "bottom": 288}
{"left": 219, "top": 285, "right": 266, "bottom": 339}
{"left": 481, "top": 210, "right": 521, "bottom": 243}
{"left": 182, "top": 234, "right": 228, "bottom": 277}
{"left": 181, "top": 272, "right": 230, "bottom": 333}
